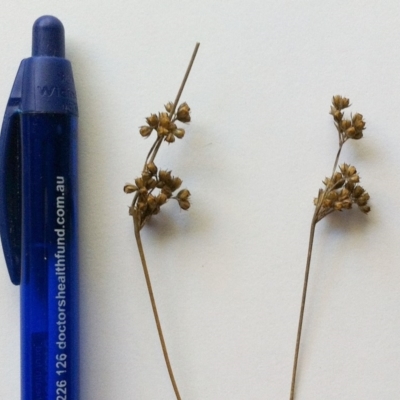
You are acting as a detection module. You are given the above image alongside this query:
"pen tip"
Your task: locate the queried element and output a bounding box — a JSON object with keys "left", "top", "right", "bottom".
{"left": 32, "top": 16, "right": 65, "bottom": 58}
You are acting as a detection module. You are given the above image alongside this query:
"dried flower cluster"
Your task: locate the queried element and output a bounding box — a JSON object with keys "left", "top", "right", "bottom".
{"left": 314, "top": 163, "right": 370, "bottom": 220}
{"left": 330, "top": 95, "right": 366, "bottom": 142}
{"left": 290, "top": 96, "right": 371, "bottom": 400}
{"left": 124, "top": 102, "right": 192, "bottom": 230}
{"left": 124, "top": 43, "right": 199, "bottom": 400}
{"left": 313, "top": 96, "right": 370, "bottom": 222}
{"left": 139, "top": 102, "right": 191, "bottom": 143}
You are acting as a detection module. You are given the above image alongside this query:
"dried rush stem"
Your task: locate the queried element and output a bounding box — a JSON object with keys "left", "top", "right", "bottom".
{"left": 127, "top": 43, "right": 200, "bottom": 400}
{"left": 133, "top": 221, "right": 182, "bottom": 398}
{"left": 289, "top": 214, "right": 317, "bottom": 400}
{"left": 290, "top": 142, "right": 344, "bottom": 400}
{"left": 289, "top": 96, "right": 370, "bottom": 399}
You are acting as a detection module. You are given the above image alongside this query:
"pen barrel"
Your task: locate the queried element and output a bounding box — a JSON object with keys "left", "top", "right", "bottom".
{"left": 20, "top": 113, "right": 78, "bottom": 400}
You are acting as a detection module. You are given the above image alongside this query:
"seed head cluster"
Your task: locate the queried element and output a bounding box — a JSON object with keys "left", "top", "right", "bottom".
{"left": 330, "top": 95, "right": 366, "bottom": 141}
{"left": 139, "top": 102, "right": 190, "bottom": 143}
{"left": 314, "top": 96, "right": 370, "bottom": 221}
{"left": 125, "top": 102, "right": 192, "bottom": 229}
{"left": 314, "top": 163, "right": 370, "bottom": 220}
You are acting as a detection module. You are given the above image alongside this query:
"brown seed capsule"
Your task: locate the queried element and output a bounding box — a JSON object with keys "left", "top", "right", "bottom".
{"left": 138, "top": 201, "right": 147, "bottom": 211}
{"left": 147, "top": 194, "right": 157, "bottom": 210}
{"left": 329, "top": 105, "right": 337, "bottom": 116}
{"left": 165, "top": 133, "right": 175, "bottom": 143}
{"left": 356, "top": 198, "right": 367, "bottom": 207}
{"left": 147, "top": 162, "right": 158, "bottom": 175}
{"left": 349, "top": 174, "right": 360, "bottom": 183}
{"left": 332, "top": 179, "right": 345, "bottom": 190}
{"left": 332, "top": 95, "right": 341, "bottom": 107}
{"left": 345, "top": 181, "right": 355, "bottom": 192}
{"left": 327, "top": 191, "right": 338, "bottom": 201}
{"left": 159, "top": 170, "right": 171, "bottom": 182}
{"left": 342, "top": 97, "right": 350, "bottom": 108}
{"left": 333, "top": 172, "right": 343, "bottom": 183}
{"left": 340, "top": 119, "right": 351, "bottom": 131}
{"left": 140, "top": 126, "right": 153, "bottom": 137}
{"left": 339, "top": 188, "right": 350, "bottom": 200}
{"left": 161, "top": 186, "right": 173, "bottom": 198}
{"left": 176, "top": 102, "right": 191, "bottom": 122}
{"left": 159, "top": 112, "right": 171, "bottom": 128}
{"left": 124, "top": 184, "right": 138, "bottom": 193}
{"left": 135, "top": 177, "right": 145, "bottom": 188}
{"left": 334, "top": 201, "right": 343, "bottom": 210}
{"left": 146, "top": 114, "right": 159, "bottom": 128}
{"left": 333, "top": 110, "right": 342, "bottom": 121}
{"left": 332, "top": 95, "right": 350, "bottom": 110}
{"left": 342, "top": 200, "right": 352, "bottom": 209}
{"left": 177, "top": 189, "right": 191, "bottom": 201}
{"left": 353, "top": 186, "right": 365, "bottom": 198}
{"left": 352, "top": 113, "right": 366, "bottom": 139}
{"left": 322, "top": 199, "right": 332, "bottom": 208}
{"left": 352, "top": 113, "right": 365, "bottom": 130}
{"left": 356, "top": 194, "right": 369, "bottom": 206}
{"left": 146, "top": 178, "right": 157, "bottom": 190}
{"left": 142, "top": 171, "right": 152, "bottom": 181}
{"left": 173, "top": 128, "right": 185, "bottom": 139}
{"left": 346, "top": 127, "right": 356, "bottom": 138}
{"left": 164, "top": 102, "right": 174, "bottom": 113}
{"left": 347, "top": 166, "right": 357, "bottom": 176}
{"left": 339, "top": 163, "right": 349, "bottom": 174}
{"left": 170, "top": 177, "right": 182, "bottom": 191}
{"left": 353, "top": 131, "right": 363, "bottom": 140}
{"left": 157, "top": 193, "right": 168, "bottom": 205}
{"left": 157, "top": 126, "right": 169, "bottom": 136}
{"left": 359, "top": 205, "right": 371, "bottom": 214}
{"left": 139, "top": 187, "right": 148, "bottom": 196}
{"left": 178, "top": 199, "right": 190, "bottom": 210}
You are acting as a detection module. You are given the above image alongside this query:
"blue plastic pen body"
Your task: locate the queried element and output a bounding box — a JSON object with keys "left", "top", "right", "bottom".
{"left": 0, "top": 16, "right": 79, "bottom": 400}
{"left": 21, "top": 114, "right": 79, "bottom": 400}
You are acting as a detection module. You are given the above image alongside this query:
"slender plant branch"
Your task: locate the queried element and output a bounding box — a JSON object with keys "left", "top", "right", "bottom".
{"left": 134, "top": 218, "right": 182, "bottom": 400}
{"left": 331, "top": 141, "right": 344, "bottom": 179}
{"left": 289, "top": 96, "right": 369, "bottom": 399}
{"left": 289, "top": 213, "right": 317, "bottom": 400}
{"left": 147, "top": 137, "right": 164, "bottom": 168}
{"left": 143, "top": 137, "right": 162, "bottom": 172}
{"left": 170, "top": 43, "right": 200, "bottom": 117}
{"left": 127, "top": 43, "right": 200, "bottom": 400}
{"left": 140, "top": 42, "right": 200, "bottom": 177}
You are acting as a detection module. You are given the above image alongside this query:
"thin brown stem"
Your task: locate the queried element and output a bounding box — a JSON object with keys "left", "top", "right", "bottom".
{"left": 148, "top": 137, "right": 163, "bottom": 166}
{"left": 131, "top": 42, "right": 200, "bottom": 400}
{"left": 134, "top": 218, "right": 182, "bottom": 400}
{"left": 290, "top": 139, "right": 345, "bottom": 399}
{"left": 290, "top": 213, "right": 318, "bottom": 400}
{"left": 170, "top": 43, "right": 200, "bottom": 117}
{"left": 330, "top": 140, "right": 345, "bottom": 179}
{"left": 314, "top": 141, "right": 346, "bottom": 219}
{"left": 142, "top": 42, "right": 200, "bottom": 175}
{"left": 144, "top": 137, "right": 162, "bottom": 172}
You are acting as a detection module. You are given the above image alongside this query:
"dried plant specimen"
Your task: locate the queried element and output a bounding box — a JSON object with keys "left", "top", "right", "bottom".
{"left": 290, "top": 96, "right": 370, "bottom": 400}
{"left": 124, "top": 43, "right": 199, "bottom": 400}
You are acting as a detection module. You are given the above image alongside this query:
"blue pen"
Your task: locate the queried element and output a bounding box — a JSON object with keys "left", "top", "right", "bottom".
{"left": 0, "top": 16, "right": 79, "bottom": 400}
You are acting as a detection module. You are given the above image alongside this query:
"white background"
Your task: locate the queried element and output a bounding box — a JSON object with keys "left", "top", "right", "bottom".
{"left": 0, "top": 1, "right": 399, "bottom": 399}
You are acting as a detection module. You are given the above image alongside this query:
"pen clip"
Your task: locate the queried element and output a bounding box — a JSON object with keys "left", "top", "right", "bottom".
{"left": 0, "top": 61, "right": 25, "bottom": 285}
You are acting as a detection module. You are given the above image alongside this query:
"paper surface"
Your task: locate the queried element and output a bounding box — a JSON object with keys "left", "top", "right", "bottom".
{"left": 0, "top": 1, "right": 399, "bottom": 399}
